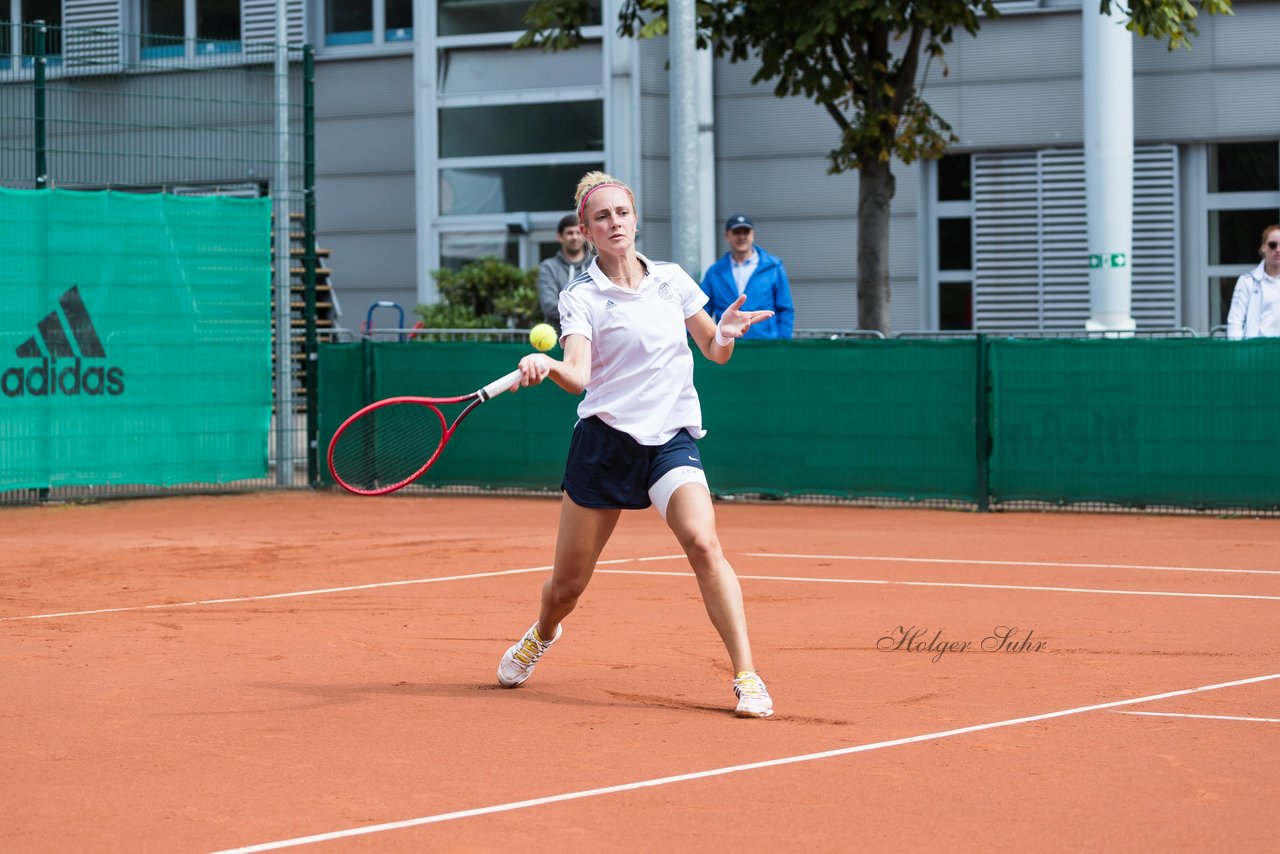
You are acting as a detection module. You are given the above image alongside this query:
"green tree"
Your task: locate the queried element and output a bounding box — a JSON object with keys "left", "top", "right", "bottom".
{"left": 519, "top": 0, "right": 1232, "bottom": 334}
{"left": 415, "top": 257, "right": 541, "bottom": 332}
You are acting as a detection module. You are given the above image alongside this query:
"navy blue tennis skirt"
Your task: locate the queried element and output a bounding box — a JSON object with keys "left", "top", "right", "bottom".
{"left": 562, "top": 416, "right": 704, "bottom": 510}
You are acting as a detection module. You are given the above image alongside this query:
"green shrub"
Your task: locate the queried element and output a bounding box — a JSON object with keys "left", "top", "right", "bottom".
{"left": 415, "top": 257, "right": 540, "bottom": 331}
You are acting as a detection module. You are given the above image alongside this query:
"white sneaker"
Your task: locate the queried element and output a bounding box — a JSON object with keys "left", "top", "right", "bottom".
{"left": 497, "top": 621, "right": 562, "bottom": 687}
{"left": 733, "top": 671, "right": 774, "bottom": 718}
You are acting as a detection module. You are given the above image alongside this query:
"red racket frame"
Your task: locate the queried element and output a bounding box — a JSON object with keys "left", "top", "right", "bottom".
{"left": 326, "top": 368, "right": 521, "bottom": 496}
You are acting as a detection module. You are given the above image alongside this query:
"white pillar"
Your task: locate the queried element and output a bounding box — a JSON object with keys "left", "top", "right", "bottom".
{"left": 669, "top": 0, "right": 700, "bottom": 277}
{"left": 696, "top": 48, "right": 717, "bottom": 278}
{"left": 604, "top": 0, "right": 639, "bottom": 189}
{"left": 411, "top": 0, "right": 438, "bottom": 302}
{"left": 1083, "top": 7, "right": 1136, "bottom": 333}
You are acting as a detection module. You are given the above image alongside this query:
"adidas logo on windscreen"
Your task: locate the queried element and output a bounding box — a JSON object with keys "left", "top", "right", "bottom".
{"left": 2, "top": 286, "right": 125, "bottom": 398}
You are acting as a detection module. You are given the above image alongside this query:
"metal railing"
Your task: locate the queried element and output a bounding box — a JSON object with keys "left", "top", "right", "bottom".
{"left": 794, "top": 329, "right": 886, "bottom": 340}
{"left": 892, "top": 327, "right": 1201, "bottom": 339}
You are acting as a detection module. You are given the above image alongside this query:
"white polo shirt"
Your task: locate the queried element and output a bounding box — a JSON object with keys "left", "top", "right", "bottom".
{"left": 558, "top": 253, "right": 709, "bottom": 445}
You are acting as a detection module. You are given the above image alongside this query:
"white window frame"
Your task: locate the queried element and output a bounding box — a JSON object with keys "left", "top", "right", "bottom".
{"left": 318, "top": 0, "right": 414, "bottom": 55}
{"left": 1182, "top": 142, "right": 1280, "bottom": 333}
{"left": 137, "top": 0, "right": 243, "bottom": 61}
{"left": 2, "top": 0, "right": 66, "bottom": 74}
{"left": 417, "top": 1, "right": 611, "bottom": 294}
{"left": 433, "top": 28, "right": 607, "bottom": 260}
{"left": 921, "top": 155, "right": 976, "bottom": 332}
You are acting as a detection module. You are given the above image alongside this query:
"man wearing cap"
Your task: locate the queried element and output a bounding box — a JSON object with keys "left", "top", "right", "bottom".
{"left": 700, "top": 214, "right": 795, "bottom": 339}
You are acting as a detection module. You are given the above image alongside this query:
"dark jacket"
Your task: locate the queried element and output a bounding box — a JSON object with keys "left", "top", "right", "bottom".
{"left": 537, "top": 251, "right": 590, "bottom": 328}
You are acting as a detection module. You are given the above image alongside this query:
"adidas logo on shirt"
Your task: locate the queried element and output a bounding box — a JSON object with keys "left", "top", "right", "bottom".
{"left": 2, "top": 286, "right": 125, "bottom": 398}
{"left": 604, "top": 299, "right": 617, "bottom": 311}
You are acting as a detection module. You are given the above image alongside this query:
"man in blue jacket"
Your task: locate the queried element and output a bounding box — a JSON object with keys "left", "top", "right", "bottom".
{"left": 700, "top": 213, "right": 795, "bottom": 339}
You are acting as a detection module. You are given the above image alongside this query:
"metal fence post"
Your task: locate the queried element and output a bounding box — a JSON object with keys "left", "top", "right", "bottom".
{"left": 33, "top": 21, "right": 47, "bottom": 189}
{"left": 303, "top": 45, "right": 319, "bottom": 486}
{"left": 975, "top": 334, "right": 991, "bottom": 511}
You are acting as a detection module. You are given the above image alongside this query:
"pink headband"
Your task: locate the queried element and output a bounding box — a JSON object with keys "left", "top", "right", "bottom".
{"left": 577, "top": 182, "right": 635, "bottom": 223}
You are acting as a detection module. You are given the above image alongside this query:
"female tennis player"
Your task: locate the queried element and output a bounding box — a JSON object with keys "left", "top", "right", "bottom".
{"left": 496, "top": 171, "right": 775, "bottom": 718}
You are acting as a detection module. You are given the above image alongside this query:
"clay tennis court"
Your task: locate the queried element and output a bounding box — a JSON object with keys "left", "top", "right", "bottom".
{"left": 3, "top": 491, "right": 1278, "bottom": 852}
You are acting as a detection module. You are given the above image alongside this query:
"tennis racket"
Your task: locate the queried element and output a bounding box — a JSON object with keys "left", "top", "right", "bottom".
{"left": 327, "top": 368, "right": 523, "bottom": 496}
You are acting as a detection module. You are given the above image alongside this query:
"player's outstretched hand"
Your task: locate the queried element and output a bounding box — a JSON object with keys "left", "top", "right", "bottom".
{"left": 718, "top": 294, "right": 774, "bottom": 341}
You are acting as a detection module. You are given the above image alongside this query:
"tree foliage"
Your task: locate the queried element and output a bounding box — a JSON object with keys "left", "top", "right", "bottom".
{"left": 415, "top": 257, "right": 541, "bottom": 331}
{"left": 519, "top": 0, "right": 1233, "bottom": 332}
{"left": 1118, "top": 0, "right": 1233, "bottom": 49}
{"left": 522, "top": 1, "right": 1000, "bottom": 176}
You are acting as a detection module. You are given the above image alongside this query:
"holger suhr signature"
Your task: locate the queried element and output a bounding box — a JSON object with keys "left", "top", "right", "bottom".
{"left": 877, "top": 625, "right": 1047, "bottom": 663}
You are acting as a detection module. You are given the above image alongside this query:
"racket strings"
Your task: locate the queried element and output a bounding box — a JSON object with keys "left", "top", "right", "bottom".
{"left": 330, "top": 401, "right": 447, "bottom": 492}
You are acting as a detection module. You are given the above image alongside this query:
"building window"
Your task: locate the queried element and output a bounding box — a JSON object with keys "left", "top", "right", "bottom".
{"left": 439, "top": 42, "right": 602, "bottom": 95}
{"left": 938, "top": 152, "right": 972, "bottom": 203}
{"left": 938, "top": 217, "right": 973, "bottom": 271}
{"left": 325, "top": 0, "right": 413, "bottom": 46}
{"left": 439, "top": 101, "right": 603, "bottom": 159}
{"left": 8, "top": 0, "right": 64, "bottom": 68}
{"left": 440, "top": 162, "right": 603, "bottom": 216}
{"left": 439, "top": 231, "right": 520, "bottom": 271}
{"left": 432, "top": 2, "right": 606, "bottom": 276}
{"left": 1209, "top": 140, "right": 1279, "bottom": 194}
{"left": 939, "top": 281, "right": 973, "bottom": 330}
{"left": 430, "top": 2, "right": 605, "bottom": 281}
{"left": 934, "top": 154, "right": 973, "bottom": 330}
{"left": 438, "top": 0, "right": 599, "bottom": 37}
{"left": 385, "top": 0, "right": 412, "bottom": 41}
{"left": 1, "top": 2, "right": 11, "bottom": 69}
{"left": 1203, "top": 142, "right": 1280, "bottom": 327}
{"left": 141, "top": 0, "right": 241, "bottom": 58}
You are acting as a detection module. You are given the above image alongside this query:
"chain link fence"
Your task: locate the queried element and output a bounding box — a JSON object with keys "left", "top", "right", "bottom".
{"left": 0, "top": 20, "right": 317, "bottom": 506}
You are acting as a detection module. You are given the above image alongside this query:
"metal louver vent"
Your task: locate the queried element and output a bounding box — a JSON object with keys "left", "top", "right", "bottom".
{"left": 63, "top": 0, "right": 124, "bottom": 74}
{"left": 973, "top": 145, "right": 1178, "bottom": 331}
{"left": 243, "top": 0, "right": 306, "bottom": 54}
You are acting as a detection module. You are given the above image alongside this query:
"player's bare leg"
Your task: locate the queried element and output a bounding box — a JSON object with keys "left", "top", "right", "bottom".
{"left": 664, "top": 483, "right": 773, "bottom": 716}
{"left": 663, "top": 483, "right": 753, "bottom": 671}
{"left": 498, "top": 496, "right": 619, "bottom": 687}
{"left": 539, "top": 497, "right": 621, "bottom": 638}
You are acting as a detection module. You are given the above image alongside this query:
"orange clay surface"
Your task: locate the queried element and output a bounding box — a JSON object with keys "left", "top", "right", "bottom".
{"left": 2, "top": 491, "right": 1279, "bottom": 853}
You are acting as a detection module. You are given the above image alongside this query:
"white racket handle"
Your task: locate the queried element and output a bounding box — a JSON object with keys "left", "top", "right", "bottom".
{"left": 478, "top": 368, "right": 523, "bottom": 401}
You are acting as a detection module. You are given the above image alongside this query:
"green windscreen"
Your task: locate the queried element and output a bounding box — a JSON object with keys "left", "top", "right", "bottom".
{"left": 989, "top": 338, "right": 1280, "bottom": 508}
{"left": 318, "top": 338, "right": 1280, "bottom": 511}
{"left": 0, "top": 188, "right": 272, "bottom": 491}
{"left": 318, "top": 339, "right": 980, "bottom": 501}
{"left": 695, "top": 339, "right": 979, "bottom": 500}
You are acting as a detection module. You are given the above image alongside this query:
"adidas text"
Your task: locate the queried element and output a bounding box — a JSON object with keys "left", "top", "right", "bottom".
{"left": 2, "top": 357, "right": 125, "bottom": 398}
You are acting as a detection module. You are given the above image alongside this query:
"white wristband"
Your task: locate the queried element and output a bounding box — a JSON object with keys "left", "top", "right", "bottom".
{"left": 714, "top": 322, "right": 733, "bottom": 347}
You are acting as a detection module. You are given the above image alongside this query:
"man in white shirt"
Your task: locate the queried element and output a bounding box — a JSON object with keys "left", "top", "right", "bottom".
{"left": 1227, "top": 224, "right": 1280, "bottom": 339}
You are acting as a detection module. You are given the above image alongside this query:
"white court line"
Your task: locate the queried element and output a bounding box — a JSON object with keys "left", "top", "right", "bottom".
{"left": 0, "top": 557, "right": 684, "bottom": 623}
{"left": 10, "top": 551, "right": 1274, "bottom": 622}
{"left": 210, "top": 671, "right": 1280, "bottom": 854}
{"left": 747, "top": 553, "right": 1280, "bottom": 577}
{"left": 599, "top": 569, "right": 1280, "bottom": 602}
{"left": 1110, "top": 711, "right": 1280, "bottom": 723}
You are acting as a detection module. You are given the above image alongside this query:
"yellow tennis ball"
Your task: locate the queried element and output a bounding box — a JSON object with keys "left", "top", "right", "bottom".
{"left": 529, "top": 323, "right": 558, "bottom": 352}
